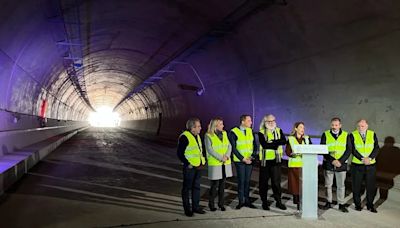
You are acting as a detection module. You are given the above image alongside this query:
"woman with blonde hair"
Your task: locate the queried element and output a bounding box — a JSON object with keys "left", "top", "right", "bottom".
{"left": 285, "top": 121, "right": 312, "bottom": 210}
{"left": 205, "top": 117, "right": 233, "bottom": 211}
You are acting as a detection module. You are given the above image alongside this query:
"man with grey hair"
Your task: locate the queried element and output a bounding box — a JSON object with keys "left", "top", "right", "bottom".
{"left": 258, "top": 114, "right": 287, "bottom": 210}
{"left": 350, "top": 119, "right": 379, "bottom": 213}
{"left": 177, "top": 117, "right": 206, "bottom": 216}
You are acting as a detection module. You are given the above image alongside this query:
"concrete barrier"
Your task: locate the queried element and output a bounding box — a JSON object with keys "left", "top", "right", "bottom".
{"left": 0, "top": 126, "right": 88, "bottom": 195}
{"left": 0, "top": 124, "right": 88, "bottom": 156}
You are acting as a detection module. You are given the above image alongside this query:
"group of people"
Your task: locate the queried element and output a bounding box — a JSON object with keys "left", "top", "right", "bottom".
{"left": 177, "top": 114, "right": 379, "bottom": 217}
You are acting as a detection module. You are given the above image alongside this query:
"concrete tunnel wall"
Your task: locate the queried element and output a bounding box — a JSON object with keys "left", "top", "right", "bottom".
{"left": 0, "top": 0, "right": 90, "bottom": 155}
{"left": 120, "top": 0, "right": 400, "bottom": 142}
{"left": 0, "top": 0, "right": 399, "bottom": 146}
{"left": 0, "top": 0, "right": 91, "bottom": 123}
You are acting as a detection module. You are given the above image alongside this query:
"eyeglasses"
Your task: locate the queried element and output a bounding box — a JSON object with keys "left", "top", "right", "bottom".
{"left": 266, "top": 120, "right": 276, "bottom": 123}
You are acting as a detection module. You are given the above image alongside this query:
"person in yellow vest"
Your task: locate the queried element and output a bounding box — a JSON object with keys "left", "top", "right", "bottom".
{"left": 228, "top": 114, "right": 258, "bottom": 209}
{"left": 205, "top": 117, "right": 233, "bottom": 211}
{"left": 257, "top": 114, "right": 287, "bottom": 210}
{"left": 285, "top": 121, "right": 312, "bottom": 211}
{"left": 321, "top": 117, "right": 351, "bottom": 212}
{"left": 350, "top": 119, "right": 379, "bottom": 213}
{"left": 177, "top": 118, "right": 206, "bottom": 217}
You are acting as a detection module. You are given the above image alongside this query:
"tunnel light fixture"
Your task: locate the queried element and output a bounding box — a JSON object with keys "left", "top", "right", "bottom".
{"left": 196, "top": 88, "right": 204, "bottom": 96}
{"left": 88, "top": 106, "right": 121, "bottom": 127}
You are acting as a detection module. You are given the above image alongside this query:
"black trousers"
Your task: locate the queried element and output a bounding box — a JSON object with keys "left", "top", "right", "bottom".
{"left": 259, "top": 161, "right": 282, "bottom": 204}
{"left": 209, "top": 165, "right": 226, "bottom": 208}
{"left": 182, "top": 166, "right": 202, "bottom": 213}
{"left": 351, "top": 164, "right": 377, "bottom": 208}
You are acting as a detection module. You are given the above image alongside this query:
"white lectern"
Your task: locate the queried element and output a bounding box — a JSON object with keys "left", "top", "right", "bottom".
{"left": 293, "top": 144, "right": 328, "bottom": 219}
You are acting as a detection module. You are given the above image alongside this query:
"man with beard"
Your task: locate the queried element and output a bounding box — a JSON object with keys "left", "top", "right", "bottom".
{"left": 258, "top": 114, "right": 287, "bottom": 210}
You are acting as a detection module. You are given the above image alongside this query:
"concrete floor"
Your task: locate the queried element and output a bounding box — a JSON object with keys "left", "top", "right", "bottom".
{"left": 0, "top": 128, "right": 398, "bottom": 228}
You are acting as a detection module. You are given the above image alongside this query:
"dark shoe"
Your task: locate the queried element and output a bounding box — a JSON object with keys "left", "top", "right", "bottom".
{"left": 355, "top": 205, "right": 362, "bottom": 211}
{"left": 220, "top": 206, "right": 226, "bottom": 211}
{"left": 322, "top": 202, "right": 332, "bottom": 210}
{"left": 193, "top": 208, "right": 206, "bottom": 214}
{"left": 367, "top": 206, "right": 377, "bottom": 213}
{"left": 184, "top": 210, "right": 193, "bottom": 217}
{"left": 209, "top": 203, "right": 217, "bottom": 211}
{"left": 236, "top": 203, "right": 244, "bottom": 210}
{"left": 262, "top": 203, "right": 270, "bottom": 210}
{"left": 293, "top": 195, "right": 299, "bottom": 205}
{"left": 276, "top": 202, "right": 287, "bottom": 210}
{"left": 246, "top": 203, "right": 257, "bottom": 209}
{"left": 339, "top": 204, "right": 349, "bottom": 213}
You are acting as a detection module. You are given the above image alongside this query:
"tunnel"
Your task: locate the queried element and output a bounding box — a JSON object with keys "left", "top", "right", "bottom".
{"left": 0, "top": 0, "right": 400, "bottom": 227}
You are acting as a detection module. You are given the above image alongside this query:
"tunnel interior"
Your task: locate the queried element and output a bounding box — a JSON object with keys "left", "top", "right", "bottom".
{"left": 1, "top": 1, "right": 400, "bottom": 227}
{"left": 1, "top": 0, "right": 399, "bottom": 140}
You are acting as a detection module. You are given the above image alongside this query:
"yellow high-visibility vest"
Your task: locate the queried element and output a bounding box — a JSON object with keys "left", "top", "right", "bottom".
{"left": 288, "top": 135, "right": 310, "bottom": 168}
{"left": 231, "top": 127, "right": 254, "bottom": 162}
{"left": 259, "top": 127, "right": 283, "bottom": 161}
{"left": 351, "top": 130, "right": 376, "bottom": 165}
{"left": 324, "top": 130, "right": 348, "bottom": 160}
{"left": 181, "top": 131, "right": 205, "bottom": 166}
{"left": 206, "top": 131, "right": 231, "bottom": 166}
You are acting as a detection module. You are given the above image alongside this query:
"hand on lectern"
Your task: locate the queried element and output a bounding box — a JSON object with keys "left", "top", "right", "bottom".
{"left": 291, "top": 152, "right": 300, "bottom": 158}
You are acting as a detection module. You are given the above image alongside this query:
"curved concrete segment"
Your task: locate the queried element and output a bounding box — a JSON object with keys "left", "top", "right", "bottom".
{"left": 0, "top": 126, "right": 87, "bottom": 194}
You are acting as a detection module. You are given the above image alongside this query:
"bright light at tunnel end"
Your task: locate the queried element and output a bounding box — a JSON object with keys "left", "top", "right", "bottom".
{"left": 88, "top": 106, "right": 121, "bottom": 127}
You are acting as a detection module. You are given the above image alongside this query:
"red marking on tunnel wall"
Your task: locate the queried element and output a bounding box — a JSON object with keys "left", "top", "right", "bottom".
{"left": 39, "top": 99, "right": 47, "bottom": 118}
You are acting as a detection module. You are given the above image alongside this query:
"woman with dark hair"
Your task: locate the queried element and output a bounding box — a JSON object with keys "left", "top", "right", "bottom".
{"left": 285, "top": 121, "right": 312, "bottom": 210}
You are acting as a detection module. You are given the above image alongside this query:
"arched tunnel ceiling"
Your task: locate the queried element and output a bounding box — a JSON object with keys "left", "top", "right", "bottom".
{"left": 55, "top": 0, "right": 246, "bottom": 111}
{"left": 0, "top": 0, "right": 246, "bottom": 120}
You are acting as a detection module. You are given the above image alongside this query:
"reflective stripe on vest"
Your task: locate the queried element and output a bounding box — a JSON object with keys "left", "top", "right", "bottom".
{"left": 325, "top": 130, "right": 348, "bottom": 160}
{"left": 351, "top": 130, "right": 376, "bottom": 164}
{"left": 206, "top": 131, "right": 231, "bottom": 166}
{"left": 259, "top": 127, "right": 283, "bottom": 161}
{"left": 231, "top": 127, "right": 254, "bottom": 162}
{"left": 181, "top": 131, "right": 205, "bottom": 166}
{"left": 288, "top": 135, "right": 310, "bottom": 168}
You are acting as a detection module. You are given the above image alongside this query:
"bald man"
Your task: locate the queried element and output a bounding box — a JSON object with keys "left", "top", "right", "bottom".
{"left": 350, "top": 119, "right": 379, "bottom": 213}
